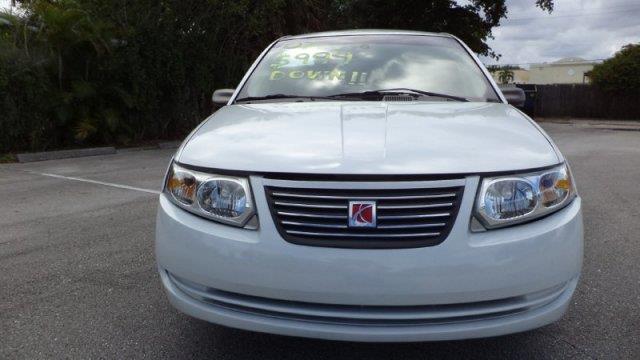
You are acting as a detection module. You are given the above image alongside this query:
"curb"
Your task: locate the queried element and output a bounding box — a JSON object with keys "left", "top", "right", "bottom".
{"left": 16, "top": 147, "right": 116, "bottom": 163}
{"left": 117, "top": 146, "right": 161, "bottom": 153}
{"left": 158, "top": 141, "right": 181, "bottom": 149}
{"left": 15, "top": 141, "right": 181, "bottom": 163}
{"left": 536, "top": 118, "right": 640, "bottom": 131}
{"left": 586, "top": 124, "right": 640, "bottom": 132}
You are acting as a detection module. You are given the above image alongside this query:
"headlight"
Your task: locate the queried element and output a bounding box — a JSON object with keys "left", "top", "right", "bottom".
{"left": 474, "top": 163, "right": 576, "bottom": 229}
{"left": 164, "top": 162, "right": 256, "bottom": 227}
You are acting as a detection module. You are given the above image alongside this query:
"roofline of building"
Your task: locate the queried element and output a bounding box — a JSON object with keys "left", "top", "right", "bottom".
{"left": 530, "top": 61, "right": 601, "bottom": 68}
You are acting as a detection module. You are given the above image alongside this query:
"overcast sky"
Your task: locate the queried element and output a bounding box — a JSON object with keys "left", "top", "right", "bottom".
{"left": 2, "top": 0, "right": 638, "bottom": 66}
{"left": 482, "top": 0, "right": 640, "bottom": 66}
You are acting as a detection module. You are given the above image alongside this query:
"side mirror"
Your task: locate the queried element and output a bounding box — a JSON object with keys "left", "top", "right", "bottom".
{"left": 212, "top": 89, "right": 235, "bottom": 106}
{"left": 499, "top": 85, "right": 526, "bottom": 108}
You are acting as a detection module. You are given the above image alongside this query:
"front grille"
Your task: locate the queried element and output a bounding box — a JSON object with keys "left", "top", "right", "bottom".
{"left": 265, "top": 181, "right": 464, "bottom": 249}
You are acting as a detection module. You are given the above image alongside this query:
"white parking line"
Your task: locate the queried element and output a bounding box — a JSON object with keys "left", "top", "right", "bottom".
{"left": 27, "top": 171, "right": 161, "bottom": 195}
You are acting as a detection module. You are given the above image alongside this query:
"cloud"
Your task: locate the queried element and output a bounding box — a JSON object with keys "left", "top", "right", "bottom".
{"left": 482, "top": 0, "right": 640, "bottom": 65}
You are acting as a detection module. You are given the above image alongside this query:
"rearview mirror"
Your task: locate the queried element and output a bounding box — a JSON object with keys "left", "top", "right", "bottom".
{"left": 212, "top": 89, "right": 235, "bottom": 106}
{"left": 499, "top": 85, "right": 526, "bottom": 108}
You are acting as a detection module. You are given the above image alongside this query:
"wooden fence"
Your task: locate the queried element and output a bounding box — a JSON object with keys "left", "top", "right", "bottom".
{"left": 528, "top": 84, "right": 640, "bottom": 120}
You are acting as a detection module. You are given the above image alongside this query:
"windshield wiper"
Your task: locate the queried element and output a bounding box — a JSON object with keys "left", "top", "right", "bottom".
{"left": 328, "top": 88, "right": 469, "bottom": 102}
{"left": 235, "top": 89, "right": 469, "bottom": 103}
{"left": 235, "top": 94, "right": 349, "bottom": 103}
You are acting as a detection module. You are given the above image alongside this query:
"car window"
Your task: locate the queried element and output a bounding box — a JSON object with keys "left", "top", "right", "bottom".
{"left": 236, "top": 35, "right": 500, "bottom": 102}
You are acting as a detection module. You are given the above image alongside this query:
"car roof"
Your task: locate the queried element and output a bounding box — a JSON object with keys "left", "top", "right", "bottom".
{"left": 280, "top": 29, "right": 454, "bottom": 41}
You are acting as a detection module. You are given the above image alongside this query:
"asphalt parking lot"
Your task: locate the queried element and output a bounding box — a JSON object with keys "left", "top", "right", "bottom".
{"left": 1, "top": 122, "right": 639, "bottom": 359}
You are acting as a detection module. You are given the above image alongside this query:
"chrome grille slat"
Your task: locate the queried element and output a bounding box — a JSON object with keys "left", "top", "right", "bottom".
{"left": 281, "top": 221, "right": 348, "bottom": 229}
{"left": 266, "top": 183, "right": 464, "bottom": 249}
{"left": 377, "top": 223, "right": 446, "bottom": 229}
{"left": 277, "top": 211, "right": 348, "bottom": 219}
{"left": 378, "top": 213, "right": 450, "bottom": 220}
{"left": 271, "top": 192, "right": 457, "bottom": 201}
{"left": 275, "top": 201, "right": 348, "bottom": 209}
{"left": 286, "top": 230, "right": 441, "bottom": 238}
{"left": 377, "top": 202, "right": 453, "bottom": 210}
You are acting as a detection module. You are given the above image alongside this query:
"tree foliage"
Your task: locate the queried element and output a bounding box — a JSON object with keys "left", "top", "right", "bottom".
{"left": 486, "top": 64, "right": 521, "bottom": 72}
{"left": 329, "top": 0, "right": 552, "bottom": 59}
{"left": 1, "top": 0, "right": 553, "bottom": 153}
{"left": 590, "top": 44, "right": 640, "bottom": 93}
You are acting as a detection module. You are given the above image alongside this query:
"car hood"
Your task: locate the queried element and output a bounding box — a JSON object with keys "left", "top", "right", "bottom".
{"left": 177, "top": 102, "right": 560, "bottom": 175}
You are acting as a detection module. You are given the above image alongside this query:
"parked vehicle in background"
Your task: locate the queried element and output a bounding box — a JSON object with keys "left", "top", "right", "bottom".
{"left": 156, "top": 30, "right": 583, "bottom": 342}
{"left": 499, "top": 84, "right": 526, "bottom": 108}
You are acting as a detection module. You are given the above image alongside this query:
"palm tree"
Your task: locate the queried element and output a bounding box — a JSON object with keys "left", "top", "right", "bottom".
{"left": 31, "top": 0, "right": 110, "bottom": 88}
{"left": 498, "top": 69, "right": 515, "bottom": 84}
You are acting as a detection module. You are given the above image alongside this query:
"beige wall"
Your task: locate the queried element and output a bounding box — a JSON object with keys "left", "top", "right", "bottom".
{"left": 528, "top": 63, "right": 594, "bottom": 84}
{"left": 488, "top": 58, "right": 598, "bottom": 85}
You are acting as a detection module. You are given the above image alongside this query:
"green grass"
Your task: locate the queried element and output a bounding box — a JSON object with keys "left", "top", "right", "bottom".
{"left": 0, "top": 153, "right": 17, "bottom": 163}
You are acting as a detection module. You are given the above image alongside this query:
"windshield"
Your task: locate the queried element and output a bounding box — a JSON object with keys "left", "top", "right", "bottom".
{"left": 236, "top": 35, "right": 500, "bottom": 102}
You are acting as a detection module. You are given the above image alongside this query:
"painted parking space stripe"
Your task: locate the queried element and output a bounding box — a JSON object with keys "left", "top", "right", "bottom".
{"left": 26, "top": 171, "right": 161, "bottom": 195}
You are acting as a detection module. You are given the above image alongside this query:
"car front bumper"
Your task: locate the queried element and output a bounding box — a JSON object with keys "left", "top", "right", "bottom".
{"left": 155, "top": 175, "right": 583, "bottom": 342}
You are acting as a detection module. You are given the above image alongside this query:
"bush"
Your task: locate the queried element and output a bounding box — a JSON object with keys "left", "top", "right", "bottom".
{"left": 590, "top": 44, "right": 640, "bottom": 93}
{"left": 0, "top": 0, "right": 328, "bottom": 153}
{"left": 0, "top": 49, "right": 55, "bottom": 151}
{"left": 1, "top": 0, "right": 555, "bottom": 153}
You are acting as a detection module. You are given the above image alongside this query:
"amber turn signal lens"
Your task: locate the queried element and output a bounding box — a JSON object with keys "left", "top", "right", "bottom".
{"left": 167, "top": 170, "right": 196, "bottom": 204}
{"left": 540, "top": 167, "right": 572, "bottom": 208}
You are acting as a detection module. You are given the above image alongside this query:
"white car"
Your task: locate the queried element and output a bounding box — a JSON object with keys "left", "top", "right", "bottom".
{"left": 156, "top": 30, "right": 583, "bottom": 342}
